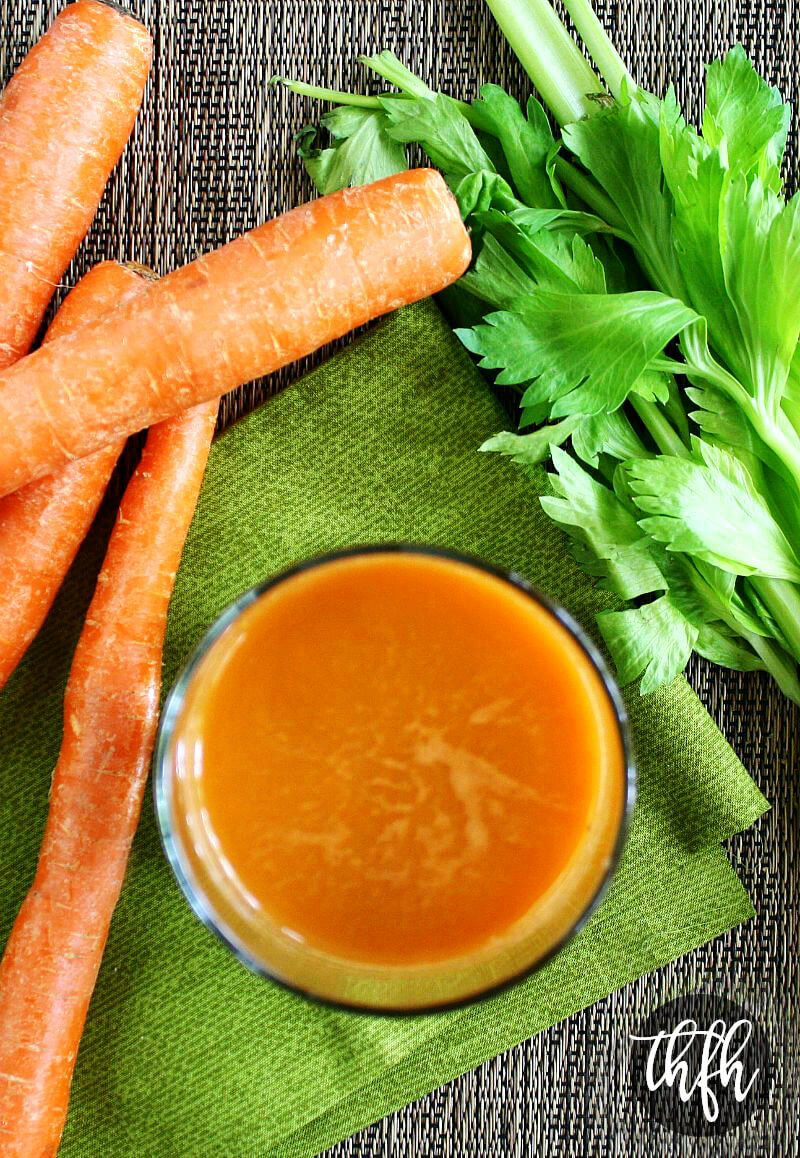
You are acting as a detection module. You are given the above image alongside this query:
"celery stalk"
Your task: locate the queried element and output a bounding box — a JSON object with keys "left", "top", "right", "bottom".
{"left": 746, "top": 634, "right": 800, "bottom": 705}
{"left": 630, "top": 397, "right": 690, "bottom": 457}
{"left": 752, "top": 577, "right": 800, "bottom": 666}
{"left": 560, "top": 0, "right": 635, "bottom": 98}
{"left": 273, "top": 79, "right": 382, "bottom": 108}
{"left": 483, "top": 0, "right": 602, "bottom": 125}
{"left": 552, "top": 156, "right": 629, "bottom": 232}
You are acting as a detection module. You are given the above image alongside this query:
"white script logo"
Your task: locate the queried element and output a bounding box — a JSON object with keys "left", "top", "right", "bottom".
{"left": 630, "top": 1016, "right": 760, "bottom": 1123}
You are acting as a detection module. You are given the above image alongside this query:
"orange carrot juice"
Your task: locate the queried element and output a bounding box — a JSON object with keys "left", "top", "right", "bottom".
{"left": 157, "top": 548, "right": 631, "bottom": 1010}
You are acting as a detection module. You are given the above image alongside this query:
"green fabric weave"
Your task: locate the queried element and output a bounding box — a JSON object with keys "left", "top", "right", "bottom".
{"left": 0, "top": 300, "right": 768, "bottom": 1156}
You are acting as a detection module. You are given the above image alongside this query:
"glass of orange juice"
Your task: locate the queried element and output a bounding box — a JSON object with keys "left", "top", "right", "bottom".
{"left": 154, "top": 546, "right": 634, "bottom": 1012}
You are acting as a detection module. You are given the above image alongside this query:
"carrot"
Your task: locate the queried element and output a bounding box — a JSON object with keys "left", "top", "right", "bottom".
{"left": 0, "top": 262, "right": 153, "bottom": 691}
{"left": 0, "top": 168, "right": 471, "bottom": 497}
{"left": 0, "top": 0, "right": 152, "bottom": 368}
{"left": 0, "top": 397, "right": 217, "bottom": 1155}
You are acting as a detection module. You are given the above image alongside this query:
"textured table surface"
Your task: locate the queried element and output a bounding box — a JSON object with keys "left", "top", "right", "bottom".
{"left": 3, "top": 1, "right": 798, "bottom": 1154}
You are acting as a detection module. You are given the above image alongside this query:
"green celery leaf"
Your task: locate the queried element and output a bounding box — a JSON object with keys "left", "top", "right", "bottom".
{"left": 685, "top": 382, "right": 752, "bottom": 444}
{"left": 612, "top": 455, "right": 638, "bottom": 508}
{"left": 597, "top": 595, "right": 698, "bottom": 693}
{"left": 542, "top": 447, "right": 645, "bottom": 550}
{"left": 659, "top": 117, "right": 746, "bottom": 378}
{"left": 739, "top": 579, "right": 785, "bottom": 644}
{"left": 359, "top": 50, "right": 434, "bottom": 98}
{"left": 721, "top": 176, "right": 800, "bottom": 409}
{"left": 474, "top": 212, "right": 606, "bottom": 293}
{"left": 480, "top": 418, "right": 581, "bottom": 465}
{"left": 484, "top": 409, "right": 647, "bottom": 473}
{"left": 630, "top": 369, "right": 670, "bottom": 404}
{"left": 573, "top": 540, "right": 668, "bottom": 601}
{"left": 695, "top": 623, "right": 764, "bottom": 671}
{"left": 694, "top": 555, "right": 736, "bottom": 602}
{"left": 537, "top": 234, "right": 606, "bottom": 295}
{"left": 563, "top": 86, "right": 685, "bottom": 297}
{"left": 297, "top": 110, "right": 406, "bottom": 193}
{"left": 656, "top": 553, "right": 720, "bottom": 626}
{"left": 490, "top": 443, "right": 664, "bottom": 602}
{"left": 508, "top": 206, "right": 621, "bottom": 239}
{"left": 506, "top": 208, "right": 568, "bottom": 231}
{"left": 660, "top": 553, "right": 766, "bottom": 642}
{"left": 785, "top": 347, "right": 800, "bottom": 403}
{"left": 684, "top": 381, "right": 773, "bottom": 484}
{"left": 661, "top": 60, "right": 794, "bottom": 391}
{"left": 703, "top": 45, "right": 790, "bottom": 189}
{"left": 692, "top": 559, "right": 773, "bottom": 640}
{"left": 520, "top": 400, "right": 551, "bottom": 427}
{"left": 541, "top": 448, "right": 661, "bottom": 561}
{"left": 571, "top": 411, "right": 649, "bottom": 467}
{"left": 451, "top": 170, "right": 519, "bottom": 220}
{"left": 586, "top": 236, "right": 634, "bottom": 296}
{"left": 379, "top": 93, "right": 494, "bottom": 180}
{"left": 460, "top": 290, "right": 696, "bottom": 416}
{"left": 540, "top": 448, "right": 666, "bottom": 601}
{"left": 663, "top": 374, "right": 692, "bottom": 445}
{"left": 459, "top": 235, "right": 536, "bottom": 310}
{"left": 629, "top": 440, "right": 800, "bottom": 580}
{"left": 473, "top": 128, "right": 516, "bottom": 187}
{"left": 468, "top": 86, "right": 560, "bottom": 208}
{"left": 658, "top": 550, "right": 764, "bottom": 669}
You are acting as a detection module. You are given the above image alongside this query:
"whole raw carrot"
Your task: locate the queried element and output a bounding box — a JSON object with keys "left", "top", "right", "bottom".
{"left": 0, "top": 262, "right": 152, "bottom": 691}
{"left": 0, "top": 400, "right": 218, "bottom": 1156}
{"left": 0, "top": 0, "right": 152, "bottom": 367}
{"left": 0, "top": 168, "right": 471, "bottom": 497}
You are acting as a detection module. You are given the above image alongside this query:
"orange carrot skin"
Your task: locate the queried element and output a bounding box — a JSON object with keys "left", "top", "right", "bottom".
{"left": 0, "top": 0, "right": 152, "bottom": 368}
{"left": 0, "top": 262, "right": 151, "bottom": 691}
{"left": 0, "top": 399, "right": 217, "bottom": 1156}
{"left": 0, "top": 169, "right": 471, "bottom": 497}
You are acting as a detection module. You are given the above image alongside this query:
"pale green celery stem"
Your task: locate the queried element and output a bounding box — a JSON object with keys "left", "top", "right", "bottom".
{"left": 684, "top": 561, "right": 800, "bottom": 703}
{"left": 358, "top": 55, "right": 434, "bottom": 98}
{"left": 282, "top": 74, "right": 476, "bottom": 120}
{"left": 710, "top": 599, "right": 800, "bottom": 706}
{"left": 747, "top": 403, "right": 800, "bottom": 494}
{"left": 782, "top": 395, "right": 800, "bottom": 439}
{"left": 628, "top": 397, "right": 800, "bottom": 697}
{"left": 552, "top": 156, "right": 628, "bottom": 233}
{"left": 683, "top": 326, "right": 800, "bottom": 493}
{"left": 483, "top": 0, "right": 602, "bottom": 126}
{"left": 560, "top": 0, "right": 635, "bottom": 99}
{"left": 630, "top": 396, "right": 689, "bottom": 457}
{"left": 751, "top": 577, "right": 800, "bottom": 667}
{"left": 648, "top": 356, "right": 689, "bottom": 376}
{"left": 746, "top": 634, "right": 800, "bottom": 705}
{"left": 276, "top": 79, "right": 382, "bottom": 108}
{"left": 665, "top": 376, "right": 691, "bottom": 445}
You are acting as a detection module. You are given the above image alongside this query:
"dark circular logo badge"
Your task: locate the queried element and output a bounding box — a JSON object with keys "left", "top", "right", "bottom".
{"left": 630, "top": 993, "right": 772, "bottom": 1136}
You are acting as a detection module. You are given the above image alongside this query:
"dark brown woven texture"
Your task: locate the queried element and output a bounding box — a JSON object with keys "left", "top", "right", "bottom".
{"left": 2, "top": 1, "right": 798, "bottom": 1154}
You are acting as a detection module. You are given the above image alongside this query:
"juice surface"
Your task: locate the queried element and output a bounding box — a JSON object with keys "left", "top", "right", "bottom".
{"left": 176, "top": 552, "right": 624, "bottom": 968}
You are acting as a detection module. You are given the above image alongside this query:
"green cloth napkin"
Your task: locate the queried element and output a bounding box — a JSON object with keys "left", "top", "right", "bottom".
{"left": 0, "top": 301, "right": 768, "bottom": 1156}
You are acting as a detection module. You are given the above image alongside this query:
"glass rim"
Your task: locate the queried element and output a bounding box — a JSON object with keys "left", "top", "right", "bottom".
{"left": 153, "top": 543, "right": 637, "bottom": 1016}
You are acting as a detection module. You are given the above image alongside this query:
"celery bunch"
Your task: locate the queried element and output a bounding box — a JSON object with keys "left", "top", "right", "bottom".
{"left": 280, "top": 0, "right": 800, "bottom": 703}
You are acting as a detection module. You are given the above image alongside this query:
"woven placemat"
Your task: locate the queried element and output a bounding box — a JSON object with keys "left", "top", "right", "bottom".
{"left": 2, "top": 2, "right": 798, "bottom": 1155}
